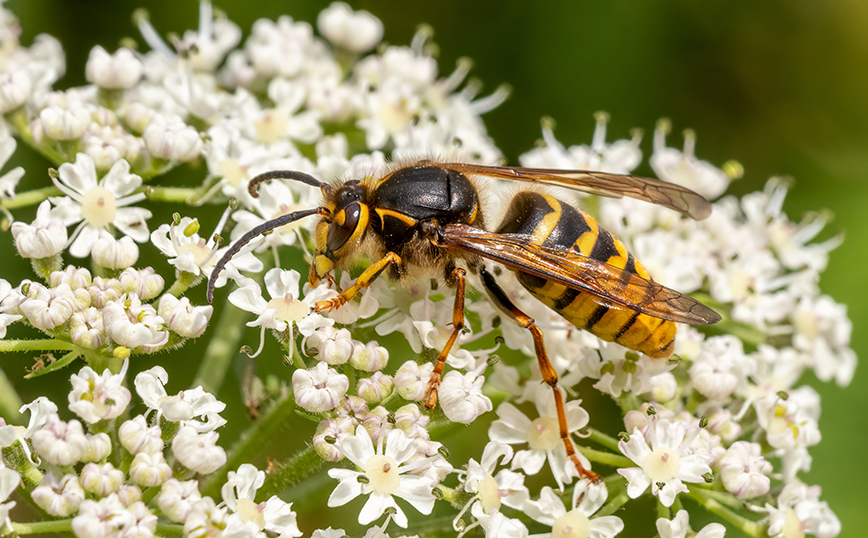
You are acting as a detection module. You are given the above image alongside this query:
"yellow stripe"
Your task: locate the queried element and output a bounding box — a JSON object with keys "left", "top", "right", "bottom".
{"left": 575, "top": 215, "right": 600, "bottom": 256}
{"left": 375, "top": 208, "right": 417, "bottom": 227}
{"left": 530, "top": 195, "right": 562, "bottom": 245}
{"left": 605, "top": 237, "right": 630, "bottom": 270}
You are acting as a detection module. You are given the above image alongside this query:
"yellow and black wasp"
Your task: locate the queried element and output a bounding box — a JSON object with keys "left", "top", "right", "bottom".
{"left": 206, "top": 159, "right": 721, "bottom": 481}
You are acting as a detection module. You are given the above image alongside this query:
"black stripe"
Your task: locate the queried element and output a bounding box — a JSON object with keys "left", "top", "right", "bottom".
{"left": 623, "top": 253, "right": 637, "bottom": 275}
{"left": 614, "top": 311, "right": 640, "bottom": 340}
{"left": 554, "top": 288, "right": 580, "bottom": 310}
{"left": 585, "top": 304, "right": 609, "bottom": 330}
{"left": 589, "top": 228, "right": 618, "bottom": 263}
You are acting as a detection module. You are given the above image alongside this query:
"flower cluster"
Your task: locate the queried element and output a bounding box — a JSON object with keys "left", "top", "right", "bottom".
{"left": 0, "top": 2, "right": 851, "bottom": 538}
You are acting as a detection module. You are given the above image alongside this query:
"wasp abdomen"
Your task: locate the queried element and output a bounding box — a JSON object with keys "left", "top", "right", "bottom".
{"left": 497, "top": 191, "right": 676, "bottom": 358}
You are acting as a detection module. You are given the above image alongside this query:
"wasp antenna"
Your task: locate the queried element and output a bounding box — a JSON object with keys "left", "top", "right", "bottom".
{"left": 206, "top": 207, "right": 330, "bottom": 303}
{"left": 248, "top": 170, "right": 326, "bottom": 198}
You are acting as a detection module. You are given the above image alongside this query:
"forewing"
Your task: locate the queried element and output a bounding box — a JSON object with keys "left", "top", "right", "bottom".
{"left": 430, "top": 161, "right": 712, "bottom": 220}
{"left": 439, "top": 224, "right": 721, "bottom": 325}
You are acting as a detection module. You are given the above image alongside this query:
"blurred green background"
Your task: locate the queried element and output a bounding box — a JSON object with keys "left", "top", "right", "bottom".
{"left": 5, "top": 0, "right": 867, "bottom": 536}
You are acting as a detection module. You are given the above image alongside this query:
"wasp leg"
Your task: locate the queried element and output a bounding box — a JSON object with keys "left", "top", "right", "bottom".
{"left": 479, "top": 266, "right": 599, "bottom": 482}
{"left": 424, "top": 267, "right": 466, "bottom": 410}
{"left": 314, "top": 252, "right": 402, "bottom": 312}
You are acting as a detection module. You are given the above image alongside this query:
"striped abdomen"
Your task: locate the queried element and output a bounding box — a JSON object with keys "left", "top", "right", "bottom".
{"left": 496, "top": 192, "right": 676, "bottom": 358}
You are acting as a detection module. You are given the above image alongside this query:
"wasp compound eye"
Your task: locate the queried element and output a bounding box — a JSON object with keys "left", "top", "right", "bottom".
{"left": 327, "top": 202, "right": 363, "bottom": 253}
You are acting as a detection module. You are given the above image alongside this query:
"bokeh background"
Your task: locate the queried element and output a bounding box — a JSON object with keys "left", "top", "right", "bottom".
{"left": 5, "top": 0, "right": 867, "bottom": 536}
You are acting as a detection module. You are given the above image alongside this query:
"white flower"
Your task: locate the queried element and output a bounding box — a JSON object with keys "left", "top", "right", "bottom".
{"left": 318, "top": 2, "right": 384, "bottom": 52}
{"left": 328, "top": 426, "right": 436, "bottom": 528}
{"left": 143, "top": 114, "right": 203, "bottom": 161}
{"left": 134, "top": 367, "right": 227, "bottom": 432}
{"left": 656, "top": 510, "right": 725, "bottom": 538}
{"left": 523, "top": 480, "right": 624, "bottom": 538}
{"left": 68, "top": 361, "right": 132, "bottom": 424}
{"left": 91, "top": 231, "right": 139, "bottom": 269}
{"left": 172, "top": 426, "right": 227, "bottom": 474}
{"left": 719, "top": 441, "right": 771, "bottom": 499}
{"left": 488, "top": 386, "right": 590, "bottom": 489}
{"left": 102, "top": 293, "right": 169, "bottom": 353}
{"left": 31, "top": 414, "right": 89, "bottom": 466}
{"left": 32, "top": 473, "right": 83, "bottom": 516}
{"left": 158, "top": 294, "right": 213, "bottom": 338}
{"left": 650, "top": 120, "right": 732, "bottom": 200}
{"left": 766, "top": 483, "right": 840, "bottom": 538}
{"left": 305, "top": 326, "right": 355, "bottom": 365}
{"left": 20, "top": 396, "right": 58, "bottom": 437}
{"left": 439, "top": 369, "right": 492, "bottom": 425}
{"left": 221, "top": 464, "right": 303, "bottom": 538}
{"left": 11, "top": 200, "right": 67, "bottom": 258}
{"left": 394, "top": 360, "right": 434, "bottom": 402}
{"left": 49, "top": 154, "right": 151, "bottom": 258}
{"left": 86, "top": 46, "right": 143, "bottom": 89}
{"left": 293, "top": 362, "right": 349, "bottom": 413}
{"left": 617, "top": 419, "right": 713, "bottom": 507}
{"left": 150, "top": 215, "right": 262, "bottom": 285}
{"left": 456, "top": 442, "right": 529, "bottom": 538}
{"left": 72, "top": 494, "right": 136, "bottom": 538}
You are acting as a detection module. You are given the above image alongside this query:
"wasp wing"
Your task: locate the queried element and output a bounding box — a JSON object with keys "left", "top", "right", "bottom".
{"left": 439, "top": 224, "right": 721, "bottom": 325}
{"left": 428, "top": 161, "right": 712, "bottom": 220}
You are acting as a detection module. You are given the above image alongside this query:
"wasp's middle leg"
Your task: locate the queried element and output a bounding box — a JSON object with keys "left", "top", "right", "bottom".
{"left": 424, "top": 266, "right": 466, "bottom": 410}
{"left": 479, "top": 266, "right": 598, "bottom": 482}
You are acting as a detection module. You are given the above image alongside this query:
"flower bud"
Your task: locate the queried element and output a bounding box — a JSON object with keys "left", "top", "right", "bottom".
{"left": 11, "top": 200, "right": 68, "bottom": 258}
{"left": 80, "top": 463, "right": 125, "bottom": 497}
{"left": 293, "top": 362, "right": 349, "bottom": 413}
{"left": 129, "top": 451, "right": 173, "bottom": 487}
{"left": 82, "top": 433, "right": 113, "bottom": 463}
{"left": 91, "top": 232, "right": 139, "bottom": 269}
{"left": 0, "top": 70, "right": 32, "bottom": 113}
{"left": 32, "top": 415, "right": 88, "bottom": 465}
{"left": 357, "top": 372, "right": 394, "bottom": 404}
{"left": 439, "top": 370, "right": 492, "bottom": 424}
{"left": 119, "top": 415, "right": 163, "bottom": 454}
{"left": 116, "top": 485, "right": 143, "bottom": 507}
{"left": 305, "top": 326, "right": 353, "bottom": 365}
{"left": 649, "top": 372, "right": 678, "bottom": 402}
{"left": 348, "top": 340, "right": 389, "bottom": 372}
{"left": 172, "top": 426, "right": 226, "bottom": 474}
{"left": 623, "top": 410, "right": 649, "bottom": 434}
{"left": 394, "top": 403, "right": 430, "bottom": 439}
{"left": 86, "top": 46, "right": 143, "bottom": 89}
{"left": 20, "top": 283, "right": 76, "bottom": 330}
{"left": 394, "top": 360, "right": 433, "bottom": 402}
{"left": 158, "top": 479, "right": 202, "bottom": 523}
{"left": 118, "top": 267, "right": 164, "bottom": 300}
{"left": 39, "top": 105, "right": 91, "bottom": 140}
{"left": 313, "top": 418, "right": 346, "bottom": 462}
{"left": 158, "top": 294, "right": 213, "bottom": 338}
{"left": 720, "top": 441, "right": 772, "bottom": 499}
{"left": 143, "top": 114, "right": 203, "bottom": 161}
{"left": 49, "top": 266, "right": 92, "bottom": 289}
{"left": 69, "top": 308, "right": 105, "bottom": 349}
{"left": 317, "top": 2, "right": 383, "bottom": 52}
{"left": 31, "top": 473, "right": 84, "bottom": 516}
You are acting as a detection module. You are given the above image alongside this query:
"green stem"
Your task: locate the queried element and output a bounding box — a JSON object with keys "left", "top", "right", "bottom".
{"left": 0, "top": 339, "right": 74, "bottom": 352}
{"left": 586, "top": 427, "right": 620, "bottom": 452}
{"left": 0, "top": 187, "right": 62, "bottom": 210}
{"left": 575, "top": 445, "right": 633, "bottom": 469}
{"left": 145, "top": 186, "right": 201, "bottom": 203}
{"left": 11, "top": 519, "right": 72, "bottom": 535}
{"left": 687, "top": 487, "right": 766, "bottom": 537}
{"left": 0, "top": 367, "right": 23, "bottom": 423}
{"left": 156, "top": 523, "right": 185, "bottom": 536}
{"left": 257, "top": 445, "right": 324, "bottom": 499}
{"left": 192, "top": 296, "right": 251, "bottom": 394}
{"left": 165, "top": 271, "right": 199, "bottom": 298}
{"left": 596, "top": 488, "right": 630, "bottom": 517}
{"left": 200, "top": 394, "right": 297, "bottom": 499}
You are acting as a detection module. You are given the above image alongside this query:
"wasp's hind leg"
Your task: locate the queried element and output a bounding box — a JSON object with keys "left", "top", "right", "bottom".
{"left": 479, "top": 266, "right": 599, "bottom": 482}
{"left": 314, "top": 252, "right": 402, "bottom": 312}
{"left": 424, "top": 266, "right": 466, "bottom": 410}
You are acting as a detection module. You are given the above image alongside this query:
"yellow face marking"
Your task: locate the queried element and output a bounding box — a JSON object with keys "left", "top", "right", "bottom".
{"left": 530, "top": 194, "right": 563, "bottom": 245}
{"left": 314, "top": 254, "right": 334, "bottom": 278}
{"left": 375, "top": 208, "right": 418, "bottom": 227}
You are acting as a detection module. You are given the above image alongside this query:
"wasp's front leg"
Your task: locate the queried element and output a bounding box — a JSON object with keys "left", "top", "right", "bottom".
{"left": 313, "top": 252, "right": 402, "bottom": 313}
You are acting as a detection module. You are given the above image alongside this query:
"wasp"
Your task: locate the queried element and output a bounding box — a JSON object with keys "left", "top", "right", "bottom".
{"left": 206, "top": 159, "right": 721, "bottom": 481}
